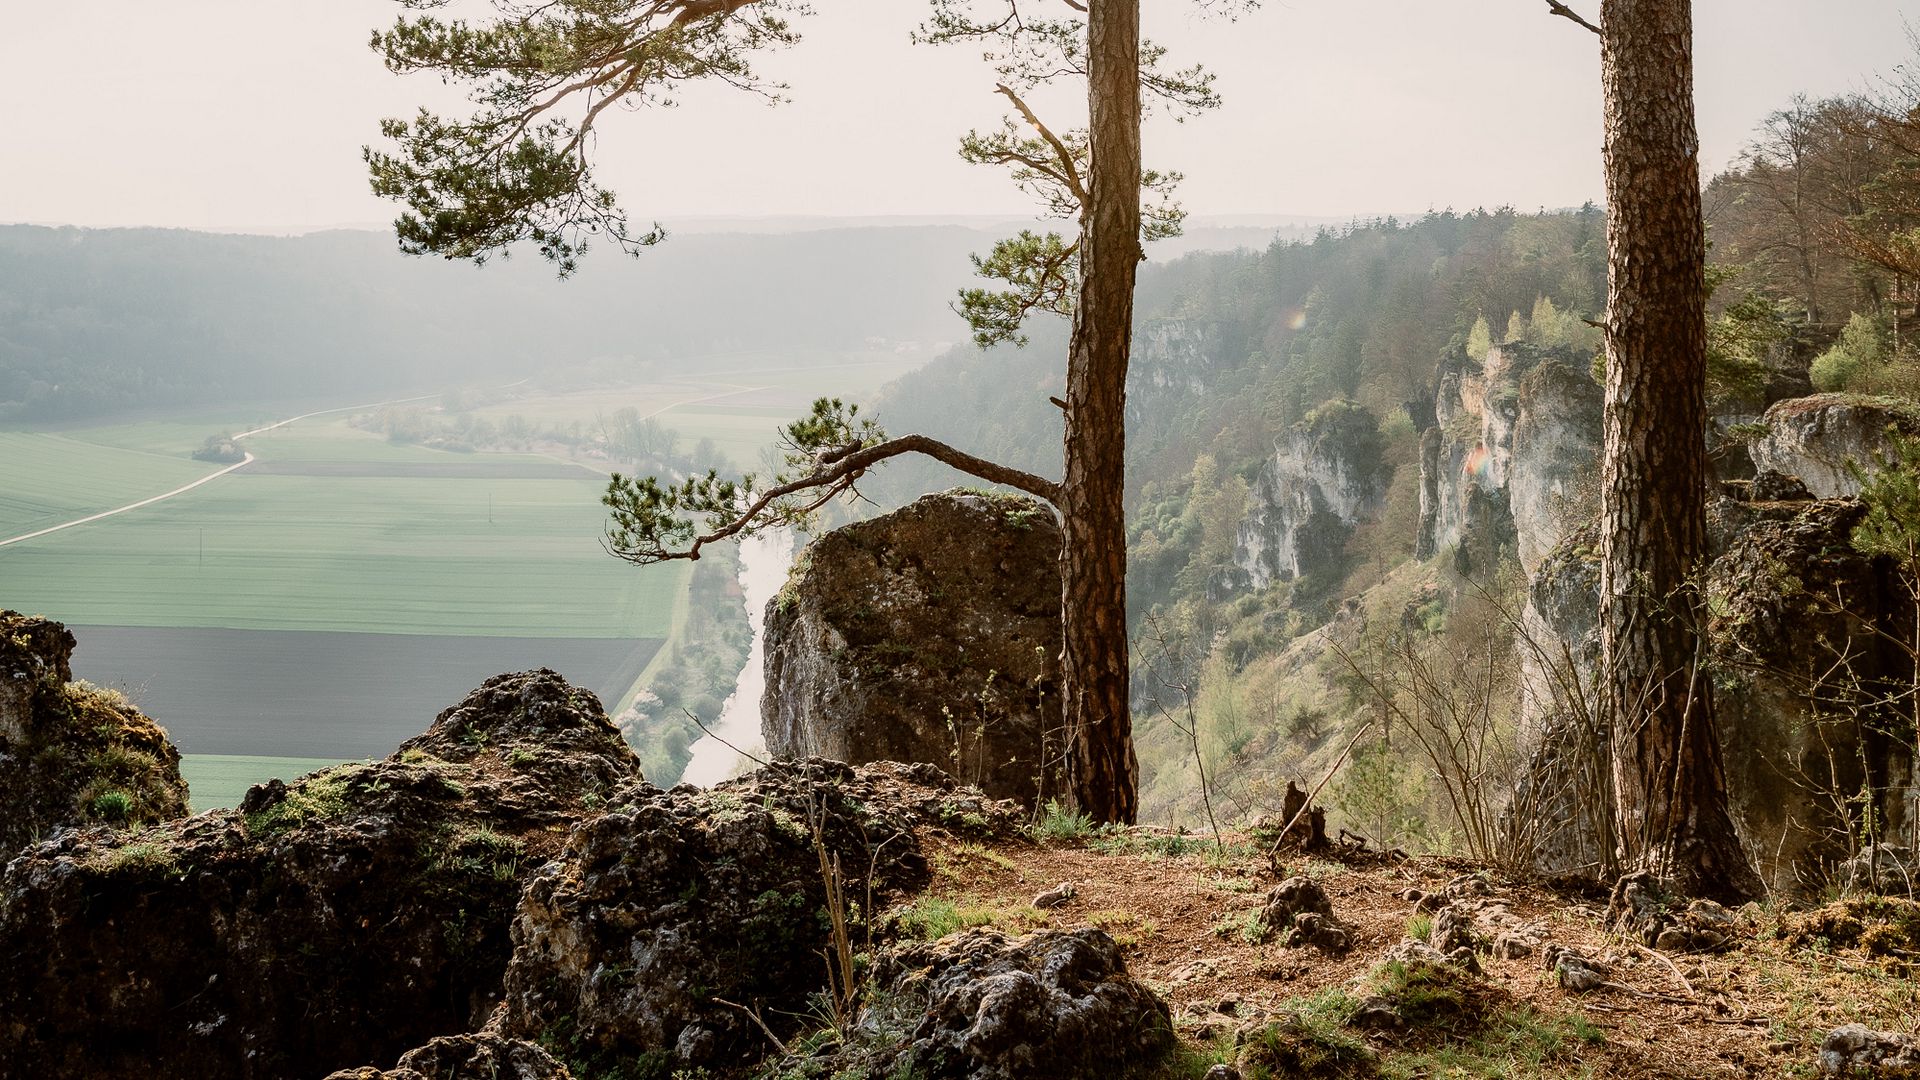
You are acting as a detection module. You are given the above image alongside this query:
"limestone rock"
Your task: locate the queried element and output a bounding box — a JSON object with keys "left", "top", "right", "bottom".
{"left": 1819, "top": 1023, "right": 1920, "bottom": 1075}
{"left": 0, "top": 611, "right": 188, "bottom": 852}
{"left": 1429, "top": 903, "right": 1479, "bottom": 952}
{"left": 498, "top": 758, "right": 1018, "bottom": 1076}
{"left": 1752, "top": 393, "right": 1920, "bottom": 497}
{"left": 0, "top": 668, "right": 641, "bottom": 1080}
{"left": 1235, "top": 400, "right": 1391, "bottom": 589}
{"left": 1846, "top": 844, "right": 1918, "bottom": 894}
{"left": 859, "top": 928, "right": 1174, "bottom": 1080}
{"left": 763, "top": 490, "right": 1062, "bottom": 807}
{"left": 1749, "top": 468, "right": 1815, "bottom": 502}
{"left": 1417, "top": 344, "right": 1599, "bottom": 577}
{"left": 1512, "top": 493, "right": 1916, "bottom": 896}
{"left": 1545, "top": 945, "right": 1607, "bottom": 993}
{"left": 1380, "top": 938, "right": 1481, "bottom": 975}
{"left": 1259, "top": 876, "right": 1351, "bottom": 954}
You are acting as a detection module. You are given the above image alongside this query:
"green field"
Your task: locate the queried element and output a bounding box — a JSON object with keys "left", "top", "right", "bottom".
{"left": 182, "top": 754, "right": 345, "bottom": 814}
{"left": 0, "top": 470, "right": 684, "bottom": 636}
{"left": 0, "top": 432, "right": 220, "bottom": 538}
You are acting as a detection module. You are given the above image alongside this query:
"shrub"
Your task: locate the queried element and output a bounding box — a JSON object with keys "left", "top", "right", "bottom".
{"left": 89, "top": 789, "right": 134, "bottom": 822}
{"left": 1030, "top": 799, "right": 1094, "bottom": 844}
{"left": 1811, "top": 311, "right": 1889, "bottom": 392}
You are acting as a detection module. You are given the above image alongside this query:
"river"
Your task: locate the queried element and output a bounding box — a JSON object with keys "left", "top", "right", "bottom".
{"left": 676, "top": 529, "right": 795, "bottom": 786}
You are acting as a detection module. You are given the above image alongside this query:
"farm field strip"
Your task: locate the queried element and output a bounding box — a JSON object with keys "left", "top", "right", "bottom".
{"left": 0, "top": 472, "right": 687, "bottom": 637}
{"left": 0, "top": 432, "right": 222, "bottom": 538}
{"left": 70, "top": 623, "right": 662, "bottom": 759}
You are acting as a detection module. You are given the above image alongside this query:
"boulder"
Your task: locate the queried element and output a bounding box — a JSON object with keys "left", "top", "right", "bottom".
{"left": 763, "top": 490, "right": 1063, "bottom": 807}
{"left": 1820, "top": 1024, "right": 1920, "bottom": 1076}
{"left": 0, "top": 668, "right": 641, "bottom": 1080}
{"left": 1752, "top": 394, "right": 1920, "bottom": 497}
{"left": 498, "top": 758, "right": 1022, "bottom": 1077}
{"left": 0, "top": 610, "right": 188, "bottom": 854}
{"left": 799, "top": 928, "right": 1174, "bottom": 1080}
{"left": 1258, "top": 876, "right": 1351, "bottom": 954}
{"left": 1510, "top": 494, "right": 1918, "bottom": 895}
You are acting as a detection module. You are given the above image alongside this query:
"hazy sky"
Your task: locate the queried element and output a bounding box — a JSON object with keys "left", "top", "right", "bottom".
{"left": 2, "top": 1, "right": 1916, "bottom": 232}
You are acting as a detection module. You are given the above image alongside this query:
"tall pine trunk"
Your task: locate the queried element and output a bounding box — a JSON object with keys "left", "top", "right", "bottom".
{"left": 1598, "top": 0, "right": 1762, "bottom": 902}
{"left": 1061, "top": 0, "right": 1142, "bottom": 824}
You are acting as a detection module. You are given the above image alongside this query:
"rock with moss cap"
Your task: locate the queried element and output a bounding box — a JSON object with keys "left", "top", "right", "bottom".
{"left": 762, "top": 489, "right": 1063, "bottom": 807}
{"left": 1752, "top": 392, "right": 1920, "bottom": 497}
{"left": 0, "top": 610, "right": 188, "bottom": 853}
{"left": 0, "top": 667, "right": 642, "bottom": 1080}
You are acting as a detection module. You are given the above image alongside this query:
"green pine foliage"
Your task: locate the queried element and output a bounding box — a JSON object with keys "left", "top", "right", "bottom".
{"left": 1850, "top": 429, "right": 1920, "bottom": 568}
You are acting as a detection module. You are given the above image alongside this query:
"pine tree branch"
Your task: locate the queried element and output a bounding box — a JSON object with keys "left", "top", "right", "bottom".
{"left": 610, "top": 434, "right": 1061, "bottom": 564}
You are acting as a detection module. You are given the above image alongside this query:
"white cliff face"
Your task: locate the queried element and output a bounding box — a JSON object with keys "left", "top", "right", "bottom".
{"left": 1752, "top": 393, "right": 1920, "bottom": 497}
{"left": 1131, "top": 318, "right": 1236, "bottom": 401}
{"left": 1235, "top": 403, "right": 1388, "bottom": 590}
{"left": 1417, "top": 345, "right": 1601, "bottom": 578}
{"left": 1509, "top": 357, "right": 1604, "bottom": 577}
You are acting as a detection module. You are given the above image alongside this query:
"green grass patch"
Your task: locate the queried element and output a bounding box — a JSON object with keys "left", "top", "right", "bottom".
{"left": 894, "top": 895, "right": 1012, "bottom": 941}
{"left": 243, "top": 766, "right": 359, "bottom": 836}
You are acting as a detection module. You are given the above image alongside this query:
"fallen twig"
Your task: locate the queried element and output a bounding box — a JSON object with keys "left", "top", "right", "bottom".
{"left": 713, "top": 997, "right": 785, "bottom": 1053}
{"left": 1635, "top": 943, "right": 1696, "bottom": 998}
{"left": 683, "top": 708, "right": 770, "bottom": 771}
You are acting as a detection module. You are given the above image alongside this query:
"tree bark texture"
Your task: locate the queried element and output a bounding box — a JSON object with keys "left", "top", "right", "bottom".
{"left": 1598, "top": 0, "right": 1762, "bottom": 902}
{"left": 1060, "top": 0, "right": 1142, "bottom": 824}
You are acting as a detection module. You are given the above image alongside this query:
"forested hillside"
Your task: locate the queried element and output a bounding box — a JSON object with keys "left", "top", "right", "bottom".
{"left": 864, "top": 65, "right": 1920, "bottom": 864}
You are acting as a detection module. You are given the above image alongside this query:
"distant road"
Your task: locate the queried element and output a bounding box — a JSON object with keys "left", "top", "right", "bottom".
{"left": 0, "top": 389, "right": 453, "bottom": 550}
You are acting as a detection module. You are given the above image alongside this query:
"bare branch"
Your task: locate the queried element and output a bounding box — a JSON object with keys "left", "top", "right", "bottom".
{"left": 1542, "top": 0, "right": 1601, "bottom": 36}
{"left": 996, "top": 83, "right": 1087, "bottom": 207}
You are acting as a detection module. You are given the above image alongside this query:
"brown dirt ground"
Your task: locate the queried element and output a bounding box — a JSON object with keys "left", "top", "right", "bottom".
{"left": 905, "top": 829, "right": 1920, "bottom": 1079}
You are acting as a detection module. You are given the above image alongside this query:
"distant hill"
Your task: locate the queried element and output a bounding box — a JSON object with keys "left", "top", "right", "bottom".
{"left": 0, "top": 218, "right": 1329, "bottom": 422}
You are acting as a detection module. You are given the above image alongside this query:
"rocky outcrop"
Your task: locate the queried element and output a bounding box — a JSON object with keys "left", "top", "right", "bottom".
{"left": 1510, "top": 493, "right": 1917, "bottom": 894}
{"left": 0, "top": 668, "right": 642, "bottom": 1080}
{"left": 0, "top": 610, "right": 188, "bottom": 853}
{"left": 497, "top": 758, "right": 1022, "bottom": 1077}
{"left": 789, "top": 928, "right": 1174, "bottom": 1080}
{"left": 762, "top": 491, "right": 1062, "bottom": 806}
{"left": 1236, "top": 400, "right": 1390, "bottom": 588}
{"left": 1417, "top": 345, "right": 1601, "bottom": 578}
{"left": 1751, "top": 393, "right": 1920, "bottom": 497}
